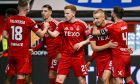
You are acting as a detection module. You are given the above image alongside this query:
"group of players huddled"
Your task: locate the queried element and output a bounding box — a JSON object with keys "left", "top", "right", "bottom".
{"left": 0, "top": 0, "right": 134, "bottom": 84}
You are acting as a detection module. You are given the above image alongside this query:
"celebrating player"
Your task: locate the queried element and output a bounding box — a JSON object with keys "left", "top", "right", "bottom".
{"left": 2, "top": 0, "right": 48, "bottom": 84}
{"left": 46, "top": 5, "right": 90, "bottom": 84}
{"left": 29, "top": 4, "right": 62, "bottom": 84}
{"left": 92, "top": 6, "right": 134, "bottom": 84}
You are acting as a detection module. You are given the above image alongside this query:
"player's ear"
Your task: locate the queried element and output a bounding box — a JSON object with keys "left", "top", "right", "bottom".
{"left": 50, "top": 11, "right": 52, "bottom": 15}
{"left": 72, "top": 10, "right": 76, "bottom": 16}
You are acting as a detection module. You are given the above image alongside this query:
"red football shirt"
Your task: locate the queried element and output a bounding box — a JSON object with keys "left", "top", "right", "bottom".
{"left": 101, "top": 21, "right": 129, "bottom": 57}
{"left": 56, "top": 19, "right": 89, "bottom": 56}
{"left": 4, "top": 15, "right": 39, "bottom": 57}
{"left": 90, "top": 23, "right": 112, "bottom": 62}
{"left": 33, "top": 19, "right": 62, "bottom": 55}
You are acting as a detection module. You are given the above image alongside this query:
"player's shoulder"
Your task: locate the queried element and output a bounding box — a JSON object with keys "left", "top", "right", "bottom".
{"left": 105, "top": 20, "right": 114, "bottom": 26}
{"left": 6, "top": 15, "right": 15, "bottom": 21}
{"left": 58, "top": 20, "right": 65, "bottom": 25}
{"left": 76, "top": 19, "right": 88, "bottom": 27}
{"left": 26, "top": 17, "right": 35, "bottom": 23}
{"left": 121, "top": 21, "right": 127, "bottom": 25}
{"left": 51, "top": 18, "right": 59, "bottom": 25}
{"left": 106, "top": 22, "right": 115, "bottom": 28}
{"left": 76, "top": 19, "right": 86, "bottom": 24}
{"left": 114, "top": 20, "right": 127, "bottom": 26}
{"left": 106, "top": 20, "right": 113, "bottom": 24}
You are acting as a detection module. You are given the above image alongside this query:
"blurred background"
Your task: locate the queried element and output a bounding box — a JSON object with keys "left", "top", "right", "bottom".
{"left": 0, "top": 0, "right": 140, "bottom": 84}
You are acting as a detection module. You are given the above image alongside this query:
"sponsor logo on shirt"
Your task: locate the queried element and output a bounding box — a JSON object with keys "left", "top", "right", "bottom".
{"left": 11, "top": 42, "right": 23, "bottom": 46}
{"left": 97, "top": 35, "right": 109, "bottom": 41}
{"left": 64, "top": 27, "right": 81, "bottom": 37}
{"left": 64, "top": 31, "right": 80, "bottom": 37}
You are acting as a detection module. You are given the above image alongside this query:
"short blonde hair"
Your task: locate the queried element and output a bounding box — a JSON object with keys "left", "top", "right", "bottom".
{"left": 93, "top": 9, "right": 106, "bottom": 18}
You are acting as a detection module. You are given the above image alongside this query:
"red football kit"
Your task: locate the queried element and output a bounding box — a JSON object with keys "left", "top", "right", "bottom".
{"left": 56, "top": 19, "right": 90, "bottom": 76}
{"left": 90, "top": 23, "right": 112, "bottom": 78}
{"left": 4, "top": 15, "right": 39, "bottom": 75}
{"left": 100, "top": 21, "right": 131, "bottom": 77}
{"left": 33, "top": 18, "right": 62, "bottom": 71}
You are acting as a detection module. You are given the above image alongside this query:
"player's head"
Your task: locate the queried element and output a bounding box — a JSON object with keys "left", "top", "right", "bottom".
{"left": 64, "top": 5, "right": 77, "bottom": 21}
{"left": 5, "top": 8, "right": 18, "bottom": 19}
{"left": 41, "top": 4, "right": 52, "bottom": 20}
{"left": 111, "top": 6, "right": 124, "bottom": 22}
{"left": 93, "top": 9, "right": 106, "bottom": 27}
{"left": 18, "top": 0, "right": 30, "bottom": 14}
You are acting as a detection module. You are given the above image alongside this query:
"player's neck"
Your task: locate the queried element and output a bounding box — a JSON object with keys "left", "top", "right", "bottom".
{"left": 44, "top": 16, "right": 53, "bottom": 22}
{"left": 18, "top": 11, "right": 27, "bottom": 16}
{"left": 115, "top": 17, "right": 123, "bottom": 23}
{"left": 69, "top": 16, "right": 76, "bottom": 23}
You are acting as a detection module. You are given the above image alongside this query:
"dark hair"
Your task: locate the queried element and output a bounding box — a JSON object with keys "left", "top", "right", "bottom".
{"left": 5, "top": 8, "right": 18, "bottom": 16}
{"left": 113, "top": 6, "right": 124, "bottom": 19}
{"left": 64, "top": 5, "right": 77, "bottom": 12}
{"left": 42, "top": 4, "right": 52, "bottom": 11}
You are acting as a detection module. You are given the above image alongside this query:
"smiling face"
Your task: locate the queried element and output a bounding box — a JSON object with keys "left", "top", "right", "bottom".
{"left": 93, "top": 12, "right": 105, "bottom": 27}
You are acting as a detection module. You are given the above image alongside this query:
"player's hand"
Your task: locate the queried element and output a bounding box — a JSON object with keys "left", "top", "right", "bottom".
{"left": 0, "top": 51, "right": 4, "bottom": 58}
{"left": 29, "top": 49, "right": 34, "bottom": 54}
{"left": 86, "top": 61, "right": 91, "bottom": 70}
{"left": 73, "top": 43, "right": 83, "bottom": 51}
{"left": 43, "top": 21, "right": 50, "bottom": 30}
{"left": 108, "top": 40, "right": 118, "bottom": 48}
{"left": 127, "top": 47, "right": 134, "bottom": 54}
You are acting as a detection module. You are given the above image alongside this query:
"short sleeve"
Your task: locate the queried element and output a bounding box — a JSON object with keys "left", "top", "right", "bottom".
{"left": 56, "top": 22, "right": 63, "bottom": 34}
{"left": 29, "top": 19, "right": 39, "bottom": 33}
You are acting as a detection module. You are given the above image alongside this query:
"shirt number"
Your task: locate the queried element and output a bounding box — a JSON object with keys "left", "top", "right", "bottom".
{"left": 122, "top": 32, "right": 128, "bottom": 45}
{"left": 11, "top": 26, "right": 23, "bottom": 41}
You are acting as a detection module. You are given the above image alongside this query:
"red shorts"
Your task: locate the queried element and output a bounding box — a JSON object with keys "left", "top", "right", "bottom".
{"left": 5, "top": 55, "right": 32, "bottom": 76}
{"left": 112, "top": 54, "right": 131, "bottom": 78}
{"left": 47, "top": 47, "right": 61, "bottom": 71}
{"left": 96, "top": 59, "right": 112, "bottom": 78}
{"left": 57, "top": 53, "right": 88, "bottom": 77}
{"left": 48, "top": 54, "right": 59, "bottom": 71}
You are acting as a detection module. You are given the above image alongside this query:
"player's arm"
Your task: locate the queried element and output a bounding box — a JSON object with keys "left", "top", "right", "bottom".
{"left": 90, "top": 40, "right": 118, "bottom": 52}
{"left": 74, "top": 38, "right": 90, "bottom": 51}
{"left": 47, "top": 30, "right": 60, "bottom": 38}
{"left": 35, "top": 22, "right": 49, "bottom": 38}
{"left": 92, "top": 22, "right": 114, "bottom": 36}
{"left": 0, "top": 49, "right": 8, "bottom": 58}
{"left": 86, "top": 53, "right": 97, "bottom": 69}
{"left": 35, "top": 29, "right": 47, "bottom": 38}
{"left": 32, "top": 21, "right": 49, "bottom": 38}
{"left": 92, "top": 25, "right": 101, "bottom": 35}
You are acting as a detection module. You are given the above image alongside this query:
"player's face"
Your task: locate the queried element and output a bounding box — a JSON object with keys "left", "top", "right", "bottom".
{"left": 64, "top": 9, "right": 75, "bottom": 21}
{"left": 93, "top": 13, "right": 105, "bottom": 27}
{"left": 41, "top": 7, "right": 52, "bottom": 20}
